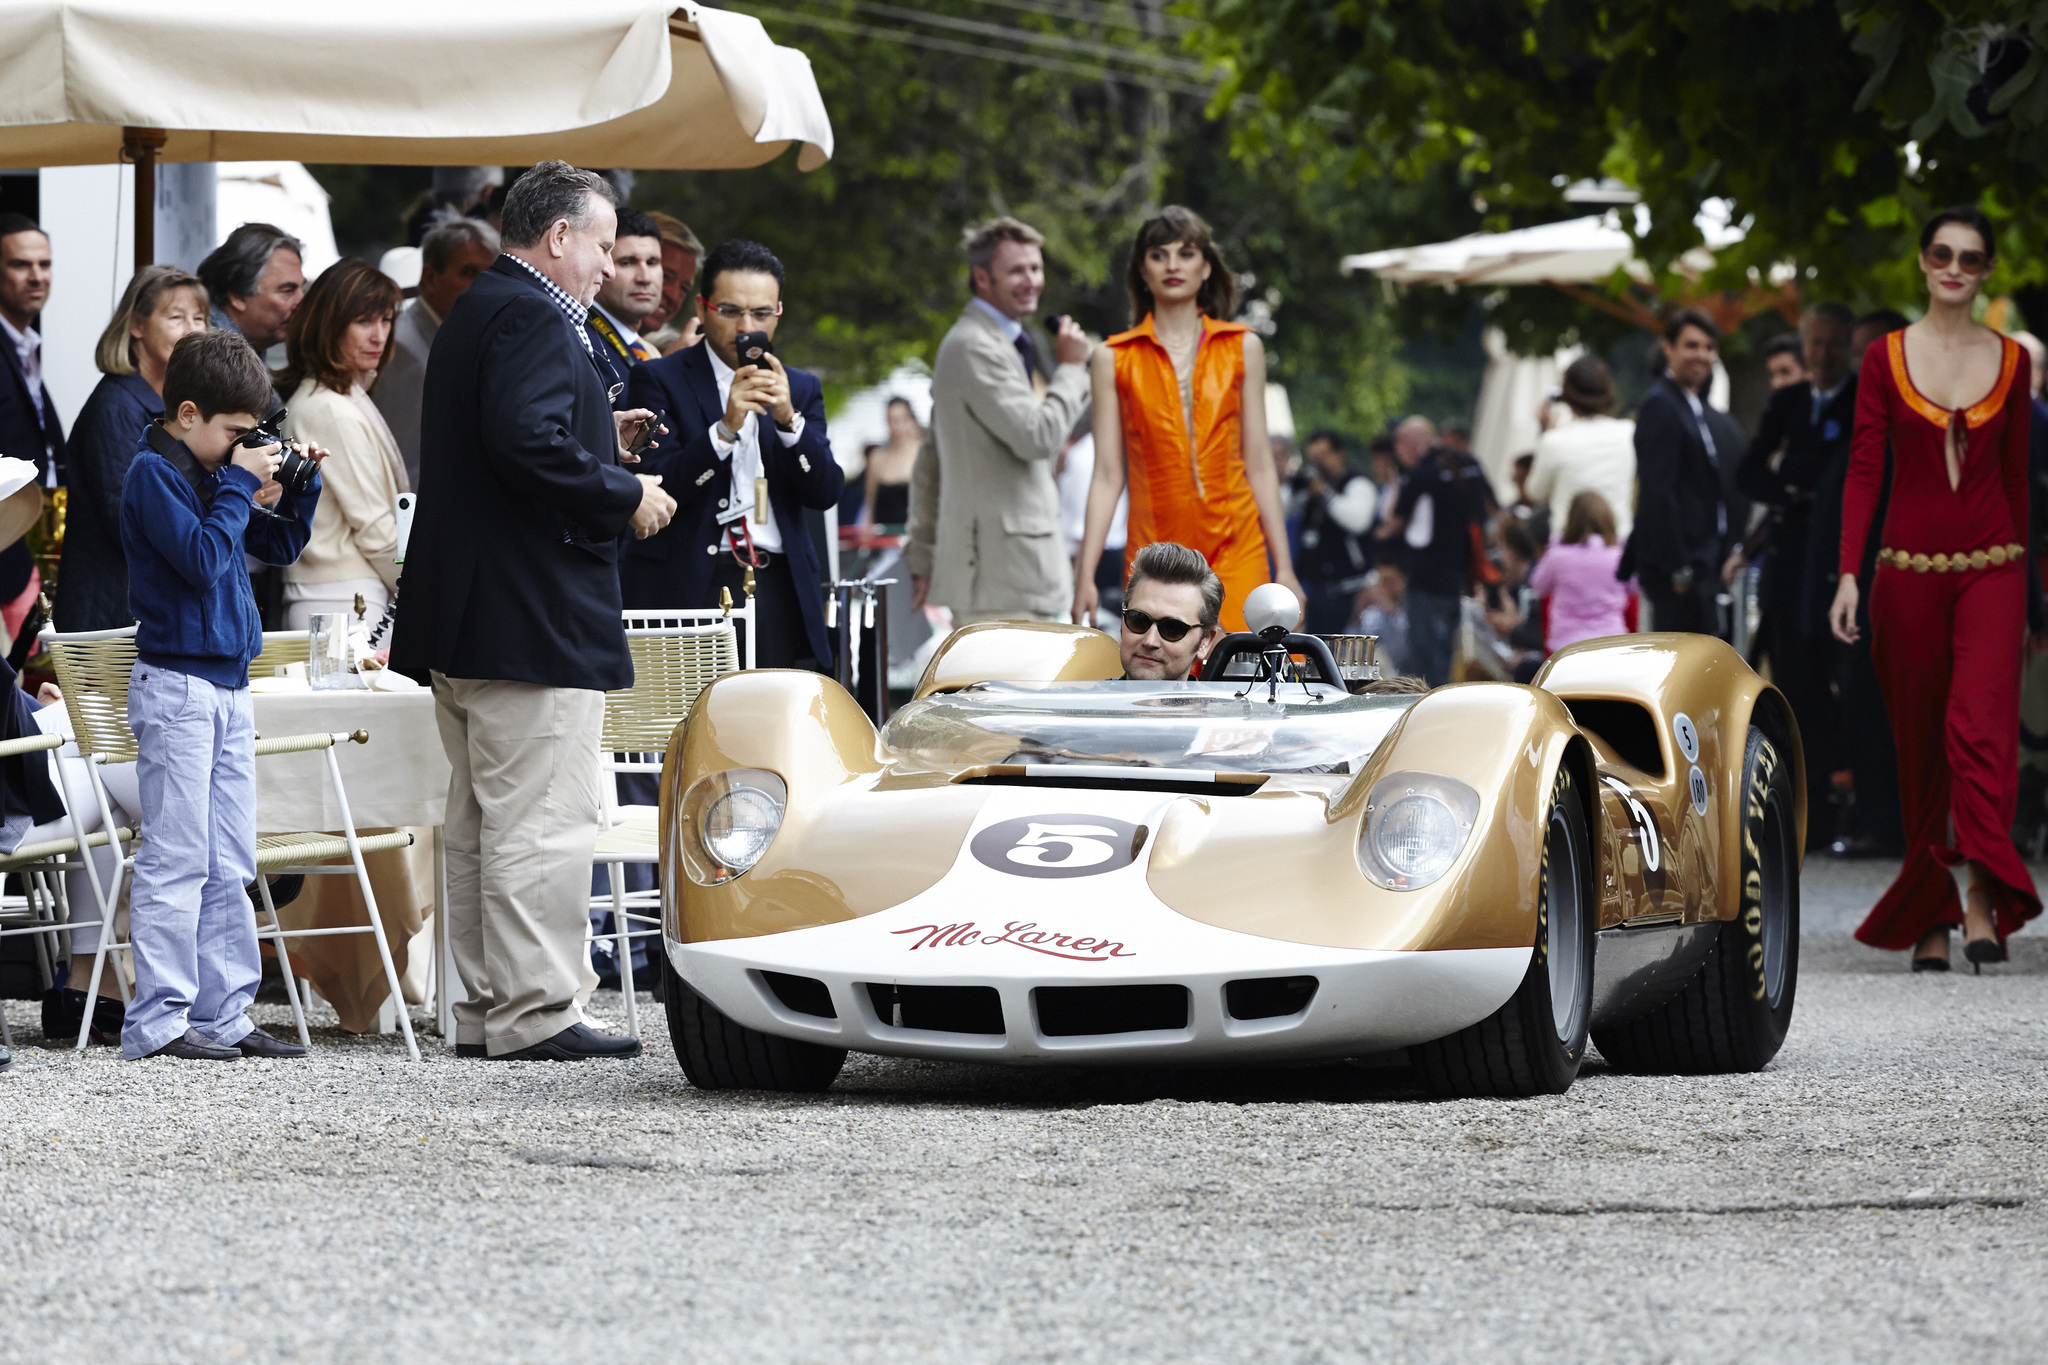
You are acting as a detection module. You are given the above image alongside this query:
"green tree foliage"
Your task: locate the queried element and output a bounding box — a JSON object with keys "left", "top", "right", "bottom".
{"left": 628, "top": 1, "right": 1486, "bottom": 431}
{"left": 1191, "top": 1, "right": 2048, "bottom": 327}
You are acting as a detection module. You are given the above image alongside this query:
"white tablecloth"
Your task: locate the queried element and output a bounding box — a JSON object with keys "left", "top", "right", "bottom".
{"left": 252, "top": 690, "right": 448, "bottom": 833}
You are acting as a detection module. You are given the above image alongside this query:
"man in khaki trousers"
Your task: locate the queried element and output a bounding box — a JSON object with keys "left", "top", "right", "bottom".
{"left": 390, "top": 162, "right": 675, "bottom": 1060}
{"left": 908, "top": 216, "right": 1092, "bottom": 624}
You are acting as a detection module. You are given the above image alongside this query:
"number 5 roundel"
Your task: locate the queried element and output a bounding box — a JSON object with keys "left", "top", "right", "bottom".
{"left": 969, "top": 814, "right": 1145, "bottom": 879}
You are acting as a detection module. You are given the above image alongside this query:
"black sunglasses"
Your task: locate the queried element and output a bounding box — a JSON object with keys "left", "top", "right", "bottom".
{"left": 1122, "top": 608, "right": 1199, "bottom": 643}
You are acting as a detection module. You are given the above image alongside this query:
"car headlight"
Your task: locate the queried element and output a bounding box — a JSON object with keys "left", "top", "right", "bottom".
{"left": 1357, "top": 770, "right": 1480, "bottom": 891}
{"left": 678, "top": 769, "right": 787, "bottom": 885}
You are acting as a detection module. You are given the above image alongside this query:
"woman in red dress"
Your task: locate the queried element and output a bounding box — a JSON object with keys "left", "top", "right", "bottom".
{"left": 1829, "top": 206, "right": 2041, "bottom": 971}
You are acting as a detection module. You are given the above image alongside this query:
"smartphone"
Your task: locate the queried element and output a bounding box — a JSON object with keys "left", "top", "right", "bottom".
{"left": 628, "top": 407, "right": 666, "bottom": 455}
{"left": 733, "top": 330, "right": 774, "bottom": 366}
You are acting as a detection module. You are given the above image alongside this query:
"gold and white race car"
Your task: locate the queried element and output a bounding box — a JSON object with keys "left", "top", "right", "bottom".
{"left": 655, "top": 612, "right": 1802, "bottom": 1098}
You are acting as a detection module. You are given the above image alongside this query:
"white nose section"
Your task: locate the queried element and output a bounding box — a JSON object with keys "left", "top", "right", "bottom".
{"left": 1242, "top": 581, "right": 1301, "bottom": 636}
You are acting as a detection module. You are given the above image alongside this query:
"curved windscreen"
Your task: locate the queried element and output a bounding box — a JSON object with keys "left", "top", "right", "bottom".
{"left": 881, "top": 681, "right": 1416, "bottom": 775}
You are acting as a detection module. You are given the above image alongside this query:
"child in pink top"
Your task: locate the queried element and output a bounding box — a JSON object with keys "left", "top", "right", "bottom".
{"left": 1529, "top": 492, "right": 1633, "bottom": 649}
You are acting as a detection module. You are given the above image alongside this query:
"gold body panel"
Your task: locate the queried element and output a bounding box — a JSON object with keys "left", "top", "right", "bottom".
{"left": 661, "top": 670, "right": 981, "bottom": 943}
{"left": 1535, "top": 633, "right": 1803, "bottom": 930}
{"left": 912, "top": 620, "right": 1123, "bottom": 698}
{"left": 1148, "top": 684, "right": 1584, "bottom": 951}
{"left": 663, "top": 630, "right": 1795, "bottom": 959}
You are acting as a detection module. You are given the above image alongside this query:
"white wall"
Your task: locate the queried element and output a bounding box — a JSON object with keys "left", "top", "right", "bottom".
{"left": 37, "top": 164, "right": 134, "bottom": 434}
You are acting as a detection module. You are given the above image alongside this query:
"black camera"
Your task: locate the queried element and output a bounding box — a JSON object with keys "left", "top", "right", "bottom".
{"left": 239, "top": 407, "right": 319, "bottom": 496}
{"left": 733, "top": 330, "right": 774, "bottom": 366}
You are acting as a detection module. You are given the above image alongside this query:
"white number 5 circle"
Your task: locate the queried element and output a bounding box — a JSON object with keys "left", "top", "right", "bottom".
{"left": 1006, "top": 823, "right": 1118, "bottom": 869}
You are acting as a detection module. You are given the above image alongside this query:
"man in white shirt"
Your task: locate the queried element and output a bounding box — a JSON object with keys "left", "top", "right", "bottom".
{"left": 374, "top": 217, "right": 498, "bottom": 488}
{"left": 623, "top": 240, "right": 844, "bottom": 669}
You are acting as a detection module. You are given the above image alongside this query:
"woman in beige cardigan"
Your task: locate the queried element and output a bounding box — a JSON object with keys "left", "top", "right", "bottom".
{"left": 279, "top": 259, "right": 408, "bottom": 629}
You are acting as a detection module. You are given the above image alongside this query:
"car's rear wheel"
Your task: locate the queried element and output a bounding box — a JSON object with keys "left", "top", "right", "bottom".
{"left": 1412, "top": 764, "right": 1594, "bottom": 1098}
{"left": 662, "top": 953, "right": 846, "bottom": 1092}
{"left": 1592, "top": 724, "right": 1799, "bottom": 1073}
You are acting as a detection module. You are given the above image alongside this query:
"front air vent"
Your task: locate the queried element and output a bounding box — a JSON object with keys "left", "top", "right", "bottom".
{"left": 1224, "top": 975, "right": 1319, "bottom": 1020}
{"left": 957, "top": 764, "right": 1266, "bottom": 797}
{"left": 1034, "top": 984, "right": 1189, "bottom": 1036}
{"left": 1561, "top": 699, "right": 1665, "bottom": 777}
{"left": 761, "top": 971, "right": 835, "bottom": 1019}
{"left": 865, "top": 983, "right": 1004, "bottom": 1035}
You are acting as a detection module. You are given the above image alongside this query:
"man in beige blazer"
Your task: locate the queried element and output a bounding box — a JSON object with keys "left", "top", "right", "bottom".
{"left": 908, "top": 217, "right": 1091, "bottom": 623}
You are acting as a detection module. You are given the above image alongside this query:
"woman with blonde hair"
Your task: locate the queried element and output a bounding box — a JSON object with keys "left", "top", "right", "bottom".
{"left": 55, "top": 264, "right": 209, "bottom": 631}
{"left": 1072, "top": 206, "right": 1300, "bottom": 633}
{"left": 278, "top": 258, "right": 406, "bottom": 629}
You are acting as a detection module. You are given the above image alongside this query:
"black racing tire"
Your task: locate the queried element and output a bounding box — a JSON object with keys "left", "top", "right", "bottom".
{"left": 662, "top": 953, "right": 846, "bottom": 1092}
{"left": 1592, "top": 724, "right": 1800, "bottom": 1074}
{"left": 1413, "top": 764, "right": 1595, "bottom": 1098}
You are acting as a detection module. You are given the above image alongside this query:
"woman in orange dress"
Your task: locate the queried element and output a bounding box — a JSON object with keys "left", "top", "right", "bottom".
{"left": 1829, "top": 206, "right": 2041, "bottom": 970}
{"left": 1072, "top": 206, "right": 1300, "bottom": 634}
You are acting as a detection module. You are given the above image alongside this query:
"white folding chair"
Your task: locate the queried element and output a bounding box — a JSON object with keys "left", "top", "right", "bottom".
{"left": 589, "top": 605, "right": 746, "bottom": 1036}
{"left": 42, "top": 625, "right": 423, "bottom": 1060}
{"left": 0, "top": 730, "right": 136, "bottom": 1049}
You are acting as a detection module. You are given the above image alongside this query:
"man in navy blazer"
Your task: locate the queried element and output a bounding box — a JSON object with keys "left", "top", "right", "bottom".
{"left": 390, "top": 161, "right": 675, "bottom": 1063}
{"left": 0, "top": 215, "right": 64, "bottom": 602}
{"left": 623, "top": 238, "right": 843, "bottom": 669}
{"left": 583, "top": 207, "right": 666, "bottom": 394}
{"left": 1633, "top": 307, "right": 1748, "bottom": 637}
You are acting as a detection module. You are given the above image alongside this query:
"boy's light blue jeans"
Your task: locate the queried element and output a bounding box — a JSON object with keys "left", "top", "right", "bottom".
{"left": 120, "top": 663, "right": 260, "bottom": 1059}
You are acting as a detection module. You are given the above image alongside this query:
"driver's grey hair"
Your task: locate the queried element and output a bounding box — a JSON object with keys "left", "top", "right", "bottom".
{"left": 1125, "top": 541, "right": 1225, "bottom": 631}
{"left": 499, "top": 161, "right": 619, "bottom": 250}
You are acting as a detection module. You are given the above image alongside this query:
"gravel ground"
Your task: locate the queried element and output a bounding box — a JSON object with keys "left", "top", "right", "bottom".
{"left": 2, "top": 858, "right": 2044, "bottom": 1364}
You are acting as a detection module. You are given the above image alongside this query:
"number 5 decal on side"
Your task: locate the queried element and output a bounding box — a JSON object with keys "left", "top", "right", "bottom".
{"left": 970, "top": 814, "right": 1145, "bottom": 879}
{"left": 1006, "top": 823, "right": 1119, "bottom": 870}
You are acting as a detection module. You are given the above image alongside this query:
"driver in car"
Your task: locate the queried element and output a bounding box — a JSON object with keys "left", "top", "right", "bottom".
{"left": 1119, "top": 541, "right": 1226, "bottom": 681}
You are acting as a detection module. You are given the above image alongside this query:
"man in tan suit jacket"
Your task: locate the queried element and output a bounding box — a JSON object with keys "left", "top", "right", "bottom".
{"left": 908, "top": 217, "right": 1091, "bottom": 623}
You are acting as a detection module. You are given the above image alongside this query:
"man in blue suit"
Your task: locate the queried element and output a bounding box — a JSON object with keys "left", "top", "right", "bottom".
{"left": 0, "top": 214, "right": 64, "bottom": 604}
{"left": 623, "top": 239, "right": 843, "bottom": 669}
{"left": 584, "top": 207, "right": 665, "bottom": 393}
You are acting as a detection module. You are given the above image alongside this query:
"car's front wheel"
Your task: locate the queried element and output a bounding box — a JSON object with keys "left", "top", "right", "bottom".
{"left": 1412, "top": 764, "right": 1595, "bottom": 1098}
{"left": 662, "top": 954, "right": 846, "bottom": 1092}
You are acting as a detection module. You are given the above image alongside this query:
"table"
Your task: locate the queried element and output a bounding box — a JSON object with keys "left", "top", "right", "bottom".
{"left": 251, "top": 687, "right": 450, "bottom": 1036}
{"left": 252, "top": 688, "right": 447, "bottom": 831}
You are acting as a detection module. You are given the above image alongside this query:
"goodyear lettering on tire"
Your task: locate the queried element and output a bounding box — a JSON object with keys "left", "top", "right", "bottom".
{"left": 1740, "top": 739, "right": 1778, "bottom": 1001}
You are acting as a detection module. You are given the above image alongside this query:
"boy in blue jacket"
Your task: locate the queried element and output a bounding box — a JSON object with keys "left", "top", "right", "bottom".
{"left": 119, "top": 329, "right": 324, "bottom": 1061}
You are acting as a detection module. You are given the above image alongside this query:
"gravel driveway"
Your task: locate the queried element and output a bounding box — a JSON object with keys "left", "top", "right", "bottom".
{"left": 2, "top": 858, "right": 2042, "bottom": 1363}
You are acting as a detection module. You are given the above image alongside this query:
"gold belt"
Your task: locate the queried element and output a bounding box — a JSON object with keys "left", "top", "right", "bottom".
{"left": 1877, "top": 543, "right": 2024, "bottom": 573}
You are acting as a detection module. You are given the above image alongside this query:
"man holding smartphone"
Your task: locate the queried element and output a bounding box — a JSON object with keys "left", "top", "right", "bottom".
{"left": 623, "top": 239, "right": 843, "bottom": 669}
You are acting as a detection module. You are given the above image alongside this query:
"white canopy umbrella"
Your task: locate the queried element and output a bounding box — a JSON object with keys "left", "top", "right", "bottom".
{"left": 1342, "top": 215, "right": 1637, "bottom": 288}
{"left": 0, "top": 0, "right": 833, "bottom": 263}
{"left": 1340, "top": 207, "right": 1744, "bottom": 288}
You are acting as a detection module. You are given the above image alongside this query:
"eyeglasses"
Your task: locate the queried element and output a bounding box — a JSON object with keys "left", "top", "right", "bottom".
{"left": 708, "top": 303, "right": 784, "bottom": 324}
{"left": 1924, "top": 244, "right": 1991, "bottom": 275}
{"left": 1122, "top": 608, "right": 1199, "bottom": 643}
